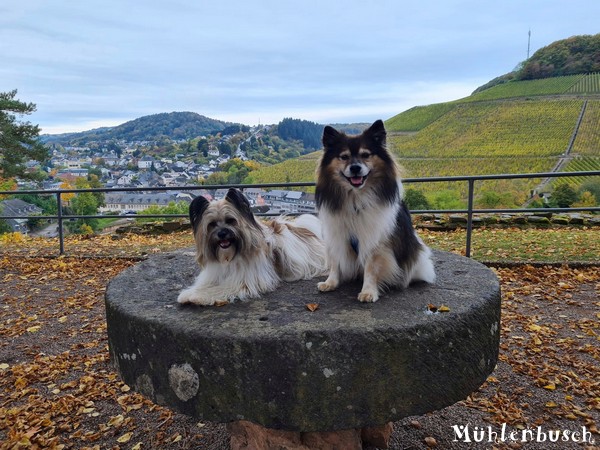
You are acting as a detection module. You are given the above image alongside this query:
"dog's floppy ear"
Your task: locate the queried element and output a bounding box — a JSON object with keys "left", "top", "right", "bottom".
{"left": 189, "top": 195, "right": 209, "bottom": 234}
{"left": 364, "top": 119, "right": 387, "bottom": 147}
{"left": 225, "top": 188, "right": 258, "bottom": 226}
{"left": 322, "top": 125, "right": 343, "bottom": 150}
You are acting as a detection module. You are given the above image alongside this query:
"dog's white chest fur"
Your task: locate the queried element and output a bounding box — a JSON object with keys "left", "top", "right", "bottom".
{"left": 325, "top": 200, "right": 398, "bottom": 253}
{"left": 320, "top": 198, "right": 399, "bottom": 278}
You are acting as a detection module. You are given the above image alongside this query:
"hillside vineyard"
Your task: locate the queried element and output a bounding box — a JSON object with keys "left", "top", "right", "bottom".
{"left": 249, "top": 74, "right": 599, "bottom": 205}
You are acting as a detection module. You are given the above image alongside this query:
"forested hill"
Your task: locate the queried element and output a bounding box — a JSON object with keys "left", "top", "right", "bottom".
{"left": 42, "top": 112, "right": 232, "bottom": 145}
{"left": 42, "top": 113, "right": 370, "bottom": 150}
{"left": 275, "top": 118, "right": 369, "bottom": 150}
{"left": 474, "top": 33, "right": 600, "bottom": 93}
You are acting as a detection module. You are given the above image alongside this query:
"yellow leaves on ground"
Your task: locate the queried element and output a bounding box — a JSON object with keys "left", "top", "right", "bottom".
{"left": 116, "top": 431, "right": 133, "bottom": 443}
{"left": 107, "top": 414, "right": 125, "bottom": 427}
{"left": 1, "top": 239, "right": 598, "bottom": 448}
{"left": 426, "top": 303, "right": 450, "bottom": 313}
{"left": 0, "top": 230, "right": 195, "bottom": 258}
{"left": 464, "top": 264, "right": 600, "bottom": 431}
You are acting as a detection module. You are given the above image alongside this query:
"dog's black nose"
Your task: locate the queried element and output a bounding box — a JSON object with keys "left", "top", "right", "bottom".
{"left": 349, "top": 164, "right": 362, "bottom": 175}
{"left": 217, "top": 228, "right": 231, "bottom": 239}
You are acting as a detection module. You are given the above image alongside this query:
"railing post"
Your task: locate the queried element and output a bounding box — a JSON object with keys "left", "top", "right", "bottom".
{"left": 56, "top": 192, "right": 65, "bottom": 255}
{"left": 465, "top": 179, "right": 475, "bottom": 258}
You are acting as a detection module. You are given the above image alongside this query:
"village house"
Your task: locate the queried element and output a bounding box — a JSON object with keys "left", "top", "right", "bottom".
{"left": 65, "top": 157, "right": 93, "bottom": 169}
{"left": 57, "top": 168, "right": 89, "bottom": 178}
{"left": 242, "top": 188, "right": 267, "bottom": 202}
{"left": 0, "top": 199, "right": 43, "bottom": 234}
{"left": 100, "top": 192, "right": 192, "bottom": 213}
{"left": 137, "top": 156, "right": 155, "bottom": 170}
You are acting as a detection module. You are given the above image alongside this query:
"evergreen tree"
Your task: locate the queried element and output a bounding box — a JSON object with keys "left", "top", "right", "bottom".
{"left": 0, "top": 90, "right": 48, "bottom": 179}
{"left": 404, "top": 188, "right": 431, "bottom": 210}
{"left": 0, "top": 219, "right": 12, "bottom": 234}
{"left": 277, "top": 118, "right": 324, "bottom": 150}
{"left": 550, "top": 183, "right": 579, "bottom": 208}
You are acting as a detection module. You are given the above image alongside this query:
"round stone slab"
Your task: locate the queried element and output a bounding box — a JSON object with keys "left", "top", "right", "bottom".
{"left": 105, "top": 250, "right": 500, "bottom": 432}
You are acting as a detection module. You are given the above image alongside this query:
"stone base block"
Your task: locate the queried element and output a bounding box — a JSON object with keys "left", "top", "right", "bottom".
{"left": 228, "top": 420, "right": 393, "bottom": 450}
{"left": 107, "top": 250, "right": 500, "bottom": 431}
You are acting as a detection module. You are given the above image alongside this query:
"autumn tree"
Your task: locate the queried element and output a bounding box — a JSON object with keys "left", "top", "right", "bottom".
{"left": 0, "top": 178, "right": 17, "bottom": 199}
{"left": 0, "top": 90, "right": 48, "bottom": 179}
{"left": 579, "top": 180, "right": 600, "bottom": 205}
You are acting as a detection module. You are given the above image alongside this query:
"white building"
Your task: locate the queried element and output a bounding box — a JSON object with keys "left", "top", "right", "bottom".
{"left": 100, "top": 192, "right": 191, "bottom": 213}
{"left": 137, "top": 156, "right": 155, "bottom": 170}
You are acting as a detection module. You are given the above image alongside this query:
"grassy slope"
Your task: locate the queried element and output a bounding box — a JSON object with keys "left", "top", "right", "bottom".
{"left": 248, "top": 74, "right": 600, "bottom": 202}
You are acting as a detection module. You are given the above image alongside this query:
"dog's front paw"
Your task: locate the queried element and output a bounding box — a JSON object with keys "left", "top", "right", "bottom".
{"left": 317, "top": 280, "right": 338, "bottom": 292}
{"left": 358, "top": 290, "right": 379, "bottom": 303}
{"left": 177, "top": 288, "right": 216, "bottom": 306}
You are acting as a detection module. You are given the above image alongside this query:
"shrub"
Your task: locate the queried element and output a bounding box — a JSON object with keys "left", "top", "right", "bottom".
{"left": 0, "top": 232, "right": 25, "bottom": 243}
{"left": 404, "top": 188, "right": 431, "bottom": 210}
{"left": 136, "top": 201, "right": 189, "bottom": 223}
{"left": 429, "top": 190, "right": 466, "bottom": 210}
{"left": 476, "top": 190, "right": 519, "bottom": 209}
{"left": 549, "top": 183, "right": 579, "bottom": 208}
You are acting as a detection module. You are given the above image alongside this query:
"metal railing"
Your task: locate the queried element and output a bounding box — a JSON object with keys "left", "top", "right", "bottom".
{"left": 1, "top": 170, "right": 598, "bottom": 257}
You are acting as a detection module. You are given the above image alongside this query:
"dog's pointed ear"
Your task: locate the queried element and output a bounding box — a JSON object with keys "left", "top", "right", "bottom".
{"left": 225, "top": 188, "right": 258, "bottom": 225}
{"left": 189, "top": 195, "right": 210, "bottom": 234}
{"left": 225, "top": 188, "right": 250, "bottom": 210}
{"left": 364, "top": 119, "right": 387, "bottom": 147}
{"left": 322, "top": 125, "right": 343, "bottom": 150}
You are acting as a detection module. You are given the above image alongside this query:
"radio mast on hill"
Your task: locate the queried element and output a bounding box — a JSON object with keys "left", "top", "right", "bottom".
{"left": 527, "top": 29, "right": 531, "bottom": 59}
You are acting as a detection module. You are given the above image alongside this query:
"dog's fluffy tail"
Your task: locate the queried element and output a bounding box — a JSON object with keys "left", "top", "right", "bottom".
{"left": 269, "top": 214, "right": 327, "bottom": 281}
{"left": 408, "top": 243, "right": 436, "bottom": 285}
{"left": 292, "top": 214, "right": 323, "bottom": 239}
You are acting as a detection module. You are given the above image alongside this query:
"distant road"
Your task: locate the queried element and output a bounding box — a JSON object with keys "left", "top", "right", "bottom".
{"left": 31, "top": 218, "right": 134, "bottom": 238}
{"left": 31, "top": 222, "right": 59, "bottom": 238}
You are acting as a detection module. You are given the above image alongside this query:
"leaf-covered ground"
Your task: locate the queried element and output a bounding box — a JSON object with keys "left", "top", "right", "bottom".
{"left": 0, "top": 232, "right": 599, "bottom": 449}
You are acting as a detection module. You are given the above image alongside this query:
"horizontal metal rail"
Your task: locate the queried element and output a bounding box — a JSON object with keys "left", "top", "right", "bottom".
{"left": 1, "top": 170, "right": 598, "bottom": 257}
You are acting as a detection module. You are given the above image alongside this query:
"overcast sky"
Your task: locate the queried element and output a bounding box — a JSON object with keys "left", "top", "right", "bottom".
{"left": 2, "top": 1, "right": 598, "bottom": 134}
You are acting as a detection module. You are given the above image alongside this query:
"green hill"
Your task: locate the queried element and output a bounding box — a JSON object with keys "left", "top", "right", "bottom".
{"left": 249, "top": 71, "right": 600, "bottom": 206}
{"left": 386, "top": 73, "right": 600, "bottom": 133}
{"left": 42, "top": 112, "right": 233, "bottom": 145}
{"left": 472, "top": 33, "right": 600, "bottom": 92}
{"left": 387, "top": 87, "right": 599, "bottom": 203}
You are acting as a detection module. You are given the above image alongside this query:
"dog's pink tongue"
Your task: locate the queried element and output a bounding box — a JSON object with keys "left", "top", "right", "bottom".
{"left": 350, "top": 176, "right": 363, "bottom": 186}
{"left": 219, "top": 240, "right": 231, "bottom": 249}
